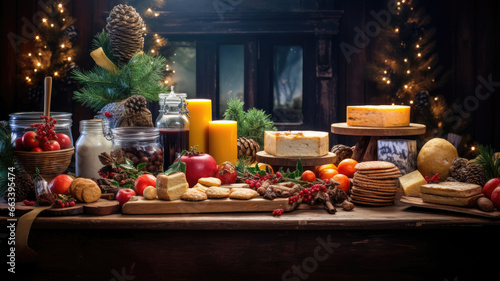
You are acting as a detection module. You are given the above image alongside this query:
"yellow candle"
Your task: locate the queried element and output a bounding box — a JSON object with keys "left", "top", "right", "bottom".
{"left": 208, "top": 120, "right": 237, "bottom": 164}
{"left": 186, "top": 99, "right": 212, "bottom": 153}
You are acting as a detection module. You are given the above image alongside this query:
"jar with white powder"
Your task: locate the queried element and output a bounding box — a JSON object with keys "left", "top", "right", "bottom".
{"left": 75, "top": 119, "right": 112, "bottom": 178}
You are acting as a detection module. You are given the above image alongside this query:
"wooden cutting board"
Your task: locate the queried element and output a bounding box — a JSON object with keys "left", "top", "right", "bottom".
{"left": 400, "top": 196, "right": 500, "bottom": 219}
{"left": 256, "top": 151, "right": 337, "bottom": 172}
{"left": 122, "top": 196, "right": 318, "bottom": 215}
{"left": 0, "top": 199, "right": 119, "bottom": 216}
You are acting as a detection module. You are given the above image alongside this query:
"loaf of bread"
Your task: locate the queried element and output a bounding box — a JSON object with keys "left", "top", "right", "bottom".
{"left": 264, "top": 131, "right": 328, "bottom": 157}
{"left": 420, "top": 193, "right": 483, "bottom": 207}
{"left": 420, "top": 182, "right": 482, "bottom": 197}
{"left": 156, "top": 172, "right": 189, "bottom": 201}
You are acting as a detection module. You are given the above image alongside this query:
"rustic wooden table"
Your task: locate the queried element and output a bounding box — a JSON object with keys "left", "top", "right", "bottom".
{"left": 1, "top": 198, "right": 499, "bottom": 281}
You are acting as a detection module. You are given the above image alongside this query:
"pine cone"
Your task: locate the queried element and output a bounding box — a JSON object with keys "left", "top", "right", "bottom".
{"left": 449, "top": 157, "right": 468, "bottom": 182}
{"left": 465, "top": 163, "right": 487, "bottom": 187}
{"left": 124, "top": 95, "right": 147, "bottom": 115}
{"left": 414, "top": 91, "right": 430, "bottom": 111}
{"left": 106, "top": 4, "right": 146, "bottom": 65}
{"left": 3, "top": 172, "right": 35, "bottom": 202}
{"left": 237, "top": 137, "right": 260, "bottom": 163}
{"left": 331, "top": 144, "right": 353, "bottom": 165}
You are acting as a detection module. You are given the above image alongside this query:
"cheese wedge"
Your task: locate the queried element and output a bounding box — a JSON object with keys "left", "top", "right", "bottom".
{"left": 347, "top": 105, "right": 410, "bottom": 127}
{"left": 399, "top": 170, "right": 426, "bottom": 197}
{"left": 156, "top": 172, "right": 189, "bottom": 201}
{"left": 264, "top": 131, "right": 329, "bottom": 157}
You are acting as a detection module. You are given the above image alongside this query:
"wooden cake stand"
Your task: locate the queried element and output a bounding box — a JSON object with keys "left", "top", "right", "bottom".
{"left": 256, "top": 151, "right": 337, "bottom": 173}
{"left": 331, "top": 123, "right": 426, "bottom": 162}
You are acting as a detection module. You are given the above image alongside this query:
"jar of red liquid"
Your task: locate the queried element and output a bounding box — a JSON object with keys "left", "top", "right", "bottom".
{"left": 156, "top": 89, "right": 190, "bottom": 169}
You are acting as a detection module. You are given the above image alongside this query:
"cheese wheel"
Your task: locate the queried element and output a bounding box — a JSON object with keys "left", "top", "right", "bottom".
{"left": 264, "top": 131, "right": 329, "bottom": 157}
{"left": 347, "top": 105, "right": 410, "bottom": 127}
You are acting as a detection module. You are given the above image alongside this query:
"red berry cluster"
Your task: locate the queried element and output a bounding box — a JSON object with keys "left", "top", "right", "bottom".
{"left": 100, "top": 111, "right": 113, "bottom": 118}
{"left": 30, "top": 115, "right": 58, "bottom": 145}
{"left": 425, "top": 173, "right": 440, "bottom": 183}
{"left": 56, "top": 199, "right": 76, "bottom": 208}
{"left": 288, "top": 183, "right": 327, "bottom": 204}
{"left": 23, "top": 199, "right": 35, "bottom": 206}
{"left": 245, "top": 172, "right": 282, "bottom": 189}
{"left": 271, "top": 208, "right": 284, "bottom": 216}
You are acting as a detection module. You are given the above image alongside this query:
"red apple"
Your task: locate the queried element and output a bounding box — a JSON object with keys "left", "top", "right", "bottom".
{"left": 491, "top": 187, "right": 500, "bottom": 209}
{"left": 31, "top": 147, "right": 43, "bottom": 152}
{"left": 483, "top": 178, "right": 500, "bottom": 199}
{"left": 42, "top": 140, "right": 61, "bottom": 151}
{"left": 48, "top": 174, "right": 74, "bottom": 195}
{"left": 22, "top": 131, "right": 40, "bottom": 149}
{"left": 116, "top": 188, "right": 136, "bottom": 205}
{"left": 56, "top": 133, "right": 72, "bottom": 149}
{"left": 14, "top": 137, "right": 24, "bottom": 151}
{"left": 134, "top": 174, "right": 156, "bottom": 196}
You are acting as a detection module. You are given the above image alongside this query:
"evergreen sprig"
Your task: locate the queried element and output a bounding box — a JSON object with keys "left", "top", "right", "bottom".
{"left": 72, "top": 30, "right": 168, "bottom": 111}
{"left": 0, "top": 122, "right": 23, "bottom": 196}
{"left": 475, "top": 145, "right": 500, "bottom": 180}
{"left": 223, "top": 98, "right": 277, "bottom": 147}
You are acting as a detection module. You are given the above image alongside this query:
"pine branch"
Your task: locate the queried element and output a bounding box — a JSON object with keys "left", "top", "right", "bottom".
{"left": 475, "top": 145, "right": 500, "bottom": 180}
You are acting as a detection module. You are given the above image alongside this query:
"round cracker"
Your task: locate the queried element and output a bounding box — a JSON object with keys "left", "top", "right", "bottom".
{"left": 356, "top": 167, "right": 400, "bottom": 174}
{"left": 354, "top": 172, "right": 401, "bottom": 180}
{"left": 69, "top": 178, "right": 86, "bottom": 197}
{"left": 350, "top": 194, "right": 395, "bottom": 203}
{"left": 350, "top": 189, "right": 396, "bottom": 200}
{"left": 353, "top": 178, "right": 398, "bottom": 186}
{"left": 206, "top": 186, "right": 231, "bottom": 199}
{"left": 82, "top": 183, "right": 102, "bottom": 203}
{"left": 351, "top": 186, "right": 397, "bottom": 197}
{"left": 73, "top": 178, "right": 93, "bottom": 202}
{"left": 354, "top": 161, "right": 397, "bottom": 171}
{"left": 351, "top": 198, "right": 394, "bottom": 206}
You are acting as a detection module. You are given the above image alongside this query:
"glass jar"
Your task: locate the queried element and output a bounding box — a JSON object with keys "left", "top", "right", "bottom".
{"left": 156, "top": 90, "right": 190, "bottom": 168}
{"left": 9, "top": 112, "right": 73, "bottom": 144}
{"left": 111, "top": 127, "right": 163, "bottom": 174}
{"left": 75, "top": 119, "right": 113, "bottom": 178}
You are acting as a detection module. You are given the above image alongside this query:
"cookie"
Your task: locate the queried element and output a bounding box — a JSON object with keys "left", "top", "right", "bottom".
{"left": 206, "top": 186, "right": 231, "bottom": 199}
{"left": 351, "top": 198, "right": 394, "bottom": 206}
{"left": 72, "top": 178, "right": 95, "bottom": 202}
{"left": 81, "top": 182, "right": 102, "bottom": 203}
{"left": 181, "top": 188, "right": 207, "bottom": 201}
{"left": 353, "top": 177, "right": 398, "bottom": 186}
{"left": 69, "top": 178, "right": 86, "bottom": 197}
{"left": 192, "top": 183, "right": 208, "bottom": 193}
{"left": 354, "top": 172, "right": 401, "bottom": 180}
{"left": 198, "top": 177, "right": 222, "bottom": 187}
{"left": 351, "top": 186, "right": 397, "bottom": 197}
{"left": 350, "top": 189, "right": 396, "bottom": 200}
{"left": 354, "top": 161, "right": 397, "bottom": 171}
{"left": 229, "top": 188, "right": 259, "bottom": 200}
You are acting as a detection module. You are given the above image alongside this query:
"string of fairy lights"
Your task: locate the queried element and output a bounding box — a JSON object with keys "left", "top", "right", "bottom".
{"left": 23, "top": 2, "right": 76, "bottom": 85}
{"left": 376, "top": 0, "right": 439, "bottom": 106}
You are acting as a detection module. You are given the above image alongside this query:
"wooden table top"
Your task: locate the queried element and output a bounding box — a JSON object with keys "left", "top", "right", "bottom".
{"left": 2, "top": 196, "right": 498, "bottom": 231}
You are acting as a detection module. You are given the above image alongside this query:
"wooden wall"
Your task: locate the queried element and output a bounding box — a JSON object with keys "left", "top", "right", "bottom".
{"left": 1, "top": 0, "right": 498, "bottom": 150}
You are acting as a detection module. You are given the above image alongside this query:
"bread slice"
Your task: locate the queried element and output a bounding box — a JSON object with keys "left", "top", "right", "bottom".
{"left": 420, "top": 182, "right": 482, "bottom": 198}
{"left": 421, "top": 193, "right": 482, "bottom": 207}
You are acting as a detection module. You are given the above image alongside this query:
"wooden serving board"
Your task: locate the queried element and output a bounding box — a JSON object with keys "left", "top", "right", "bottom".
{"left": 331, "top": 122, "right": 426, "bottom": 136}
{"left": 256, "top": 151, "right": 337, "bottom": 172}
{"left": 400, "top": 196, "right": 500, "bottom": 219}
{"left": 122, "top": 197, "right": 319, "bottom": 215}
{"left": 0, "top": 199, "right": 119, "bottom": 216}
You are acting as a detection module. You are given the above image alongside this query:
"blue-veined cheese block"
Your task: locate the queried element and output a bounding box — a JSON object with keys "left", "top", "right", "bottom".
{"left": 377, "top": 139, "right": 417, "bottom": 175}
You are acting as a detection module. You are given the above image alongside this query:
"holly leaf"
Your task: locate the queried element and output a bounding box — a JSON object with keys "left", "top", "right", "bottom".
{"left": 136, "top": 162, "right": 147, "bottom": 171}
{"left": 164, "top": 150, "right": 187, "bottom": 175}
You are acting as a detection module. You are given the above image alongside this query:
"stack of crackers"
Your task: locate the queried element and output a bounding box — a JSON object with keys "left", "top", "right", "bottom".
{"left": 350, "top": 161, "right": 402, "bottom": 206}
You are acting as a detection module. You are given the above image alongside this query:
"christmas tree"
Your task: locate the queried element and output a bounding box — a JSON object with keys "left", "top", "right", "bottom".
{"left": 18, "top": 2, "right": 78, "bottom": 108}
{"left": 367, "top": 0, "right": 450, "bottom": 141}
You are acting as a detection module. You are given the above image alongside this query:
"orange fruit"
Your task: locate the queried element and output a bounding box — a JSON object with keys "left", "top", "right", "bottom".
{"left": 302, "top": 170, "right": 316, "bottom": 182}
{"left": 319, "top": 168, "right": 339, "bottom": 180}
{"left": 316, "top": 164, "right": 337, "bottom": 177}
{"left": 332, "top": 174, "right": 351, "bottom": 193}
{"left": 337, "top": 158, "right": 358, "bottom": 178}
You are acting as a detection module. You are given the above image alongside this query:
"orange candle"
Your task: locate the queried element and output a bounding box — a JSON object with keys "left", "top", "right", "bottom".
{"left": 208, "top": 120, "right": 237, "bottom": 164}
{"left": 186, "top": 99, "right": 212, "bottom": 153}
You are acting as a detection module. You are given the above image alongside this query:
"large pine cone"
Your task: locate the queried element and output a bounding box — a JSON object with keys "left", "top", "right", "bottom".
{"left": 124, "top": 95, "right": 147, "bottom": 115}
{"left": 106, "top": 4, "right": 146, "bottom": 65}
{"left": 465, "top": 163, "right": 487, "bottom": 187}
{"left": 331, "top": 144, "right": 353, "bottom": 165}
{"left": 237, "top": 137, "right": 260, "bottom": 163}
{"left": 449, "top": 157, "right": 468, "bottom": 182}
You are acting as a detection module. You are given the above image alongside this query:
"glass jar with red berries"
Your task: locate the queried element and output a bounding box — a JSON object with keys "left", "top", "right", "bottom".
{"left": 8, "top": 112, "right": 73, "bottom": 151}
{"left": 110, "top": 127, "right": 163, "bottom": 174}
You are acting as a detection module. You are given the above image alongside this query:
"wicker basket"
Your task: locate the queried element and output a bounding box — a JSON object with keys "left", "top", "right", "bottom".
{"left": 15, "top": 147, "right": 74, "bottom": 182}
